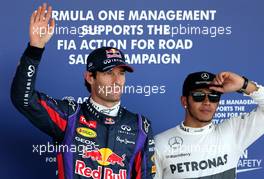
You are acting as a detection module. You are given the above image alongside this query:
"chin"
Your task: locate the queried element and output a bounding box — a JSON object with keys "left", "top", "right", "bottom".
{"left": 200, "top": 118, "right": 212, "bottom": 123}
{"left": 197, "top": 115, "right": 212, "bottom": 123}
{"left": 200, "top": 113, "right": 213, "bottom": 120}
{"left": 107, "top": 94, "right": 121, "bottom": 102}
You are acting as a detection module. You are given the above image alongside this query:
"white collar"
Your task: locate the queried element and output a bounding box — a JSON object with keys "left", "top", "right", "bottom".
{"left": 89, "top": 97, "right": 120, "bottom": 117}
{"left": 180, "top": 122, "right": 214, "bottom": 134}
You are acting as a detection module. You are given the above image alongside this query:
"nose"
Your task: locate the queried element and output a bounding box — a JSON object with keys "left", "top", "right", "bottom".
{"left": 202, "top": 95, "right": 210, "bottom": 104}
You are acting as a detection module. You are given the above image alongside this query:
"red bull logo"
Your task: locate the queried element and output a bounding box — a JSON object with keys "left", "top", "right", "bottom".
{"left": 107, "top": 153, "right": 126, "bottom": 167}
{"left": 83, "top": 150, "right": 102, "bottom": 161}
{"left": 106, "top": 49, "right": 122, "bottom": 58}
{"left": 105, "top": 118, "right": 115, "bottom": 125}
{"left": 82, "top": 148, "right": 126, "bottom": 167}
{"left": 75, "top": 160, "right": 127, "bottom": 179}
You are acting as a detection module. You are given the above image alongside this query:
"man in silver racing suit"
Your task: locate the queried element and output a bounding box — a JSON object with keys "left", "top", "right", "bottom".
{"left": 154, "top": 71, "right": 264, "bottom": 179}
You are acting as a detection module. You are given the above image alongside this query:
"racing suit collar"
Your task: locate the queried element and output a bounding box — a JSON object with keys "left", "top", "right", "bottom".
{"left": 180, "top": 122, "right": 214, "bottom": 134}
{"left": 89, "top": 97, "right": 120, "bottom": 117}
{"left": 84, "top": 97, "right": 123, "bottom": 125}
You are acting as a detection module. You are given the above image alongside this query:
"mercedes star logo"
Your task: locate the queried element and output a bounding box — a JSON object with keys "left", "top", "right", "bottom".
{"left": 201, "top": 73, "right": 209, "bottom": 80}
{"left": 168, "top": 136, "right": 183, "bottom": 149}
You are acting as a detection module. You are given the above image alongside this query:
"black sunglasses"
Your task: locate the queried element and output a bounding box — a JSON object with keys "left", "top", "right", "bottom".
{"left": 190, "top": 91, "right": 221, "bottom": 103}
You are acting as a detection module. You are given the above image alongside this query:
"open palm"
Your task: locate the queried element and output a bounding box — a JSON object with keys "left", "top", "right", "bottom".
{"left": 29, "top": 3, "right": 55, "bottom": 48}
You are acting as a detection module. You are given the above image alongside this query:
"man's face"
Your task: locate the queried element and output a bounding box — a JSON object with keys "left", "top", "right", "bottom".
{"left": 185, "top": 88, "right": 220, "bottom": 123}
{"left": 91, "top": 66, "right": 126, "bottom": 103}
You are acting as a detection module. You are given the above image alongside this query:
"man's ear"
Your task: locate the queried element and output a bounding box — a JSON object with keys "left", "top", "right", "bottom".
{"left": 181, "top": 96, "right": 188, "bottom": 109}
{"left": 84, "top": 71, "right": 94, "bottom": 85}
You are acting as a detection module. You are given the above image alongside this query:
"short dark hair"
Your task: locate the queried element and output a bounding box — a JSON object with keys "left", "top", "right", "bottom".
{"left": 84, "top": 71, "right": 97, "bottom": 93}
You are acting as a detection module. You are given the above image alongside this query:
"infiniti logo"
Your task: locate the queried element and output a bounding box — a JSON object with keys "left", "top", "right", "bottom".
{"left": 121, "top": 125, "right": 131, "bottom": 131}
{"left": 27, "top": 65, "right": 35, "bottom": 77}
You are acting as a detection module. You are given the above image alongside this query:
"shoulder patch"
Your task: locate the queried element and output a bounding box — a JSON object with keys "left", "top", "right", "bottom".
{"left": 143, "top": 118, "right": 150, "bottom": 133}
{"left": 62, "top": 96, "right": 76, "bottom": 111}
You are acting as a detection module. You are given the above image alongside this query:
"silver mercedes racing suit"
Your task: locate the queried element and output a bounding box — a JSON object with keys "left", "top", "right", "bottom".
{"left": 154, "top": 84, "right": 264, "bottom": 179}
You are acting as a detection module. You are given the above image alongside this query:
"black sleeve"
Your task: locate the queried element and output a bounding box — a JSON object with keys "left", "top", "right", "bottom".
{"left": 11, "top": 44, "right": 76, "bottom": 141}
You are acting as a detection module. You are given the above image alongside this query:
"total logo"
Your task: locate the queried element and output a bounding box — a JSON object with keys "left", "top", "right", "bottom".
{"left": 76, "top": 127, "right": 97, "bottom": 138}
{"left": 79, "top": 115, "right": 97, "bottom": 129}
{"left": 75, "top": 160, "right": 127, "bottom": 179}
{"left": 82, "top": 148, "right": 126, "bottom": 167}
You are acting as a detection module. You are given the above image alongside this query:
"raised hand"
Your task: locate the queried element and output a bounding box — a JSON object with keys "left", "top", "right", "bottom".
{"left": 209, "top": 72, "right": 245, "bottom": 93}
{"left": 29, "top": 3, "right": 55, "bottom": 48}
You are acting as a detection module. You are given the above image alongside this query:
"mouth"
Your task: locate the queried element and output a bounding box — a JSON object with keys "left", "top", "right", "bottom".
{"left": 200, "top": 108, "right": 212, "bottom": 114}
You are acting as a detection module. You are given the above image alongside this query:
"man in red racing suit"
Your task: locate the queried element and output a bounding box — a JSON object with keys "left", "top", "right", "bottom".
{"left": 11, "top": 3, "right": 156, "bottom": 179}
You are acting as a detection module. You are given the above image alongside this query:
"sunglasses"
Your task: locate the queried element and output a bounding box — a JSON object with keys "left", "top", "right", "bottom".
{"left": 190, "top": 91, "right": 221, "bottom": 103}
